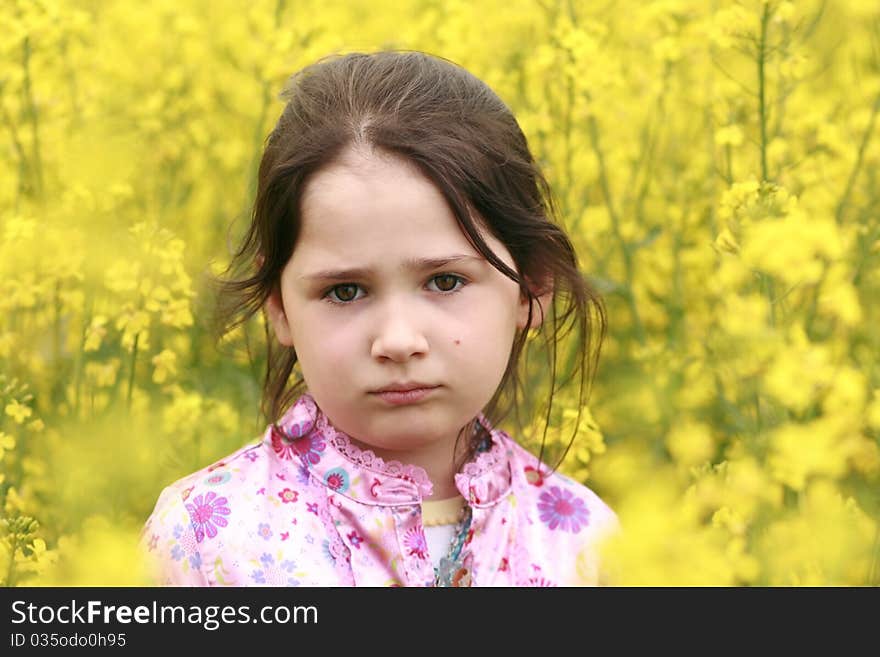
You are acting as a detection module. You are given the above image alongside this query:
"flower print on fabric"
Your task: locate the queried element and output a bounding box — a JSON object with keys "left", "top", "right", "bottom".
{"left": 294, "top": 434, "right": 326, "bottom": 466}
{"left": 403, "top": 527, "right": 428, "bottom": 560}
{"left": 171, "top": 522, "right": 198, "bottom": 559}
{"left": 524, "top": 465, "right": 546, "bottom": 487}
{"left": 185, "top": 491, "right": 231, "bottom": 543}
{"left": 537, "top": 486, "right": 590, "bottom": 533}
{"left": 295, "top": 461, "right": 311, "bottom": 485}
{"left": 270, "top": 424, "right": 297, "bottom": 461}
{"left": 257, "top": 523, "right": 272, "bottom": 541}
{"left": 204, "top": 471, "right": 232, "bottom": 486}
{"left": 320, "top": 539, "right": 336, "bottom": 565}
{"left": 270, "top": 416, "right": 317, "bottom": 461}
{"left": 324, "top": 467, "right": 350, "bottom": 493}
{"left": 525, "top": 576, "right": 557, "bottom": 587}
{"left": 347, "top": 531, "right": 364, "bottom": 549}
{"left": 250, "top": 553, "right": 299, "bottom": 586}
{"left": 278, "top": 488, "right": 298, "bottom": 504}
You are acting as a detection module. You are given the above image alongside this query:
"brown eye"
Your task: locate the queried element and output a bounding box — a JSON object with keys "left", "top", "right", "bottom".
{"left": 430, "top": 274, "right": 467, "bottom": 294}
{"left": 434, "top": 274, "right": 460, "bottom": 292}
{"left": 330, "top": 284, "right": 358, "bottom": 302}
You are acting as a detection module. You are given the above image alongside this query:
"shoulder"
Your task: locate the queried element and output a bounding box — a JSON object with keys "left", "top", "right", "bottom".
{"left": 149, "top": 440, "right": 263, "bottom": 513}
{"left": 503, "top": 436, "right": 618, "bottom": 533}
{"left": 139, "top": 439, "right": 270, "bottom": 585}
{"left": 497, "top": 434, "right": 620, "bottom": 585}
{"left": 165, "top": 439, "right": 266, "bottom": 493}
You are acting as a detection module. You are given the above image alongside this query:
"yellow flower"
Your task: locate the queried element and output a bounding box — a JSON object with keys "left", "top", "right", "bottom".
{"left": 85, "top": 359, "right": 121, "bottom": 388}
{"left": 817, "top": 265, "right": 863, "bottom": 328}
{"left": 715, "top": 125, "right": 744, "bottom": 147}
{"left": 768, "top": 418, "right": 856, "bottom": 491}
{"left": 712, "top": 506, "right": 747, "bottom": 536}
{"left": 2, "top": 214, "right": 36, "bottom": 243}
{"left": 763, "top": 326, "right": 835, "bottom": 414}
{"left": 4, "top": 487, "right": 24, "bottom": 514}
{"left": 5, "top": 400, "right": 32, "bottom": 425}
{"left": 666, "top": 420, "right": 715, "bottom": 467}
{"left": 151, "top": 349, "right": 178, "bottom": 384}
{"left": 866, "top": 390, "right": 880, "bottom": 431}
{"left": 0, "top": 333, "right": 15, "bottom": 358}
{"left": 717, "top": 293, "right": 771, "bottom": 338}
{"left": 83, "top": 315, "right": 109, "bottom": 352}
{"left": 105, "top": 259, "right": 141, "bottom": 294}
{"left": 0, "top": 431, "right": 15, "bottom": 460}
{"left": 116, "top": 306, "right": 151, "bottom": 352}
{"left": 160, "top": 297, "right": 193, "bottom": 328}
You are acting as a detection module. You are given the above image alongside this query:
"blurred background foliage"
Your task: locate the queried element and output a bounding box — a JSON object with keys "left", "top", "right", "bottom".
{"left": 1, "top": 0, "right": 878, "bottom": 585}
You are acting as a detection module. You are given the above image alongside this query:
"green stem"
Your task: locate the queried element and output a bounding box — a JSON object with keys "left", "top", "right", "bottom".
{"left": 762, "top": 271, "right": 777, "bottom": 327}
{"left": 835, "top": 92, "right": 880, "bottom": 224}
{"left": 22, "top": 35, "right": 43, "bottom": 199}
{"left": 560, "top": 41, "right": 600, "bottom": 268}
{"left": 564, "top": 60, "right": 574, "bottom": 197}
{"left": 757, "top": 4, "right": 770, "bottom": 183}
{"left": 5, "top": 534, "right": 19, "bottom": 587}
{"left": 725, "top": 142, "right": 733, "bottom": 183}
{"left": 127, "top": 333, "right": 139, "bottom": 410}
{"left": 869, "top": 525, "right": 880, "bottom": 585}
{"left": 803, "top": 262, "right": 828, "bottom": 339}
{"left": 753, "top": 388, "right": 762, "bottom": 433}
{"left": 60, "top": 34, "right": 81, "bottom": 125}
{"left": 585, "top": 103, "right": 646, "bottom": 344}
{"left": 243, "top": 78, "right": 273, "bottom": 213}
{"left": 0, "top": 97, "right": 30, "bottom": 206}
{"left": 53, "top": 280, "right": 62, "bottom": 378}
{"left": 274, "top": 0, "right": 287, "bottom": 27}
{"left": 73, "top": 297, "right": 93, "bottom": 420}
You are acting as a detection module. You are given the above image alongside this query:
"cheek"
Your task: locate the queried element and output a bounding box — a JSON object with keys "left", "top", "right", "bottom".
{"left": 295, "top": 318, "right": 355, "bottom": 367}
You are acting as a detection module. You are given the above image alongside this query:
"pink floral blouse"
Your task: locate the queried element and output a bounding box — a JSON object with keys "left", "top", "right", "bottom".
{"left": 140, "top": 392, "right": 618, "bottom": 586}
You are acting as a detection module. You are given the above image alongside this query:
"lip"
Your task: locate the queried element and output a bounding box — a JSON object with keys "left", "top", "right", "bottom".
{"left": 371, "top": 386, "right": 439, "bottom": 405}
{"left": 372, "top": 381, "right": 438, "bottom": 393}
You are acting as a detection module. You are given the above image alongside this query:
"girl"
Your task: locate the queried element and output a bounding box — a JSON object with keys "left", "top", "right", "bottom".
{"left": 140, "top": 50, "right": 618, "bottom": 587}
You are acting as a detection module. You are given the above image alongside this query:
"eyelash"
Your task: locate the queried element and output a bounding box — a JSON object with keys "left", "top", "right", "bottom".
{"left": 321, "top": 274, "right": 469, "bottom": 306}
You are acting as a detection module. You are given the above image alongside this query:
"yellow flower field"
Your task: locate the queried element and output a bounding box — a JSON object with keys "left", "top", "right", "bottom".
{"left": 1, "top": 0, "right": 878, "bottom": 586}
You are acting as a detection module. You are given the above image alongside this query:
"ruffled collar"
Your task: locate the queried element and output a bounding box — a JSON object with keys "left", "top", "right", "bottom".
{"left": 266, "top": 392, "right": 512, "bottom": 506}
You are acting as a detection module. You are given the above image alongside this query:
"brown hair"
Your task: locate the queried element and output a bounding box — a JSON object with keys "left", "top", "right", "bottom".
{"left": 210, "top": 50, "right": 606, "bottom": 472}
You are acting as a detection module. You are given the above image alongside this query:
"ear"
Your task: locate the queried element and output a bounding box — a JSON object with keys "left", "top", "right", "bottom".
{"left": 516, "top": 274, "right": 554, "bottom": 331}
{"left": 258, "top": 254, "right": 295, "bottom": 347}
{"left": 264, "top": 284, "right": 295, "bottom": 347}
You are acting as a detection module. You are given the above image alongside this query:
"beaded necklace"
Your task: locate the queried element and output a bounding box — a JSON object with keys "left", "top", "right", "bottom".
{"left": 432, "top": 424, "right": 491, "bottom": 587}
{"left": 433, "top": 502, "right": 473, "bottom": 586}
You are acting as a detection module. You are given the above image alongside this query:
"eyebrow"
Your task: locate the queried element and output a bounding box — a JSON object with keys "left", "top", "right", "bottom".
{"left": 300, "top": 255, "right": 483, "bottom": 282}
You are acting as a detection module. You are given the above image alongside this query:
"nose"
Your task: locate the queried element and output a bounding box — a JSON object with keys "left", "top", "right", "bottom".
{"left": 370, "top": 300, "right": 429, "bottom": 362}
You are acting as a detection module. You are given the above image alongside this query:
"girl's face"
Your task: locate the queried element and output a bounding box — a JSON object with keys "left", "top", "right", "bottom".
{"left": 265, "top": 146, "right": 542, "bottom": 462}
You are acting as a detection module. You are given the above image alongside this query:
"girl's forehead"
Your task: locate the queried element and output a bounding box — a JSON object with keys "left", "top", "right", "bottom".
{"left": 301, "top": 150, "right": 428, "bottom": 209}
{"left": 304, "top": 145, "right": 419, "bottom": 186}
{"left": 291, "top": 145, "right": 514, "bottom": 273}
{"left": 298, "top": 158, "right": 469, "bottom": 244}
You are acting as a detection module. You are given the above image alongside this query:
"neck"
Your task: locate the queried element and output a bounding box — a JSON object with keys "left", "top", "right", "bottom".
{"left": 346, "top": 422, "right": 477, "bottom": 500}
